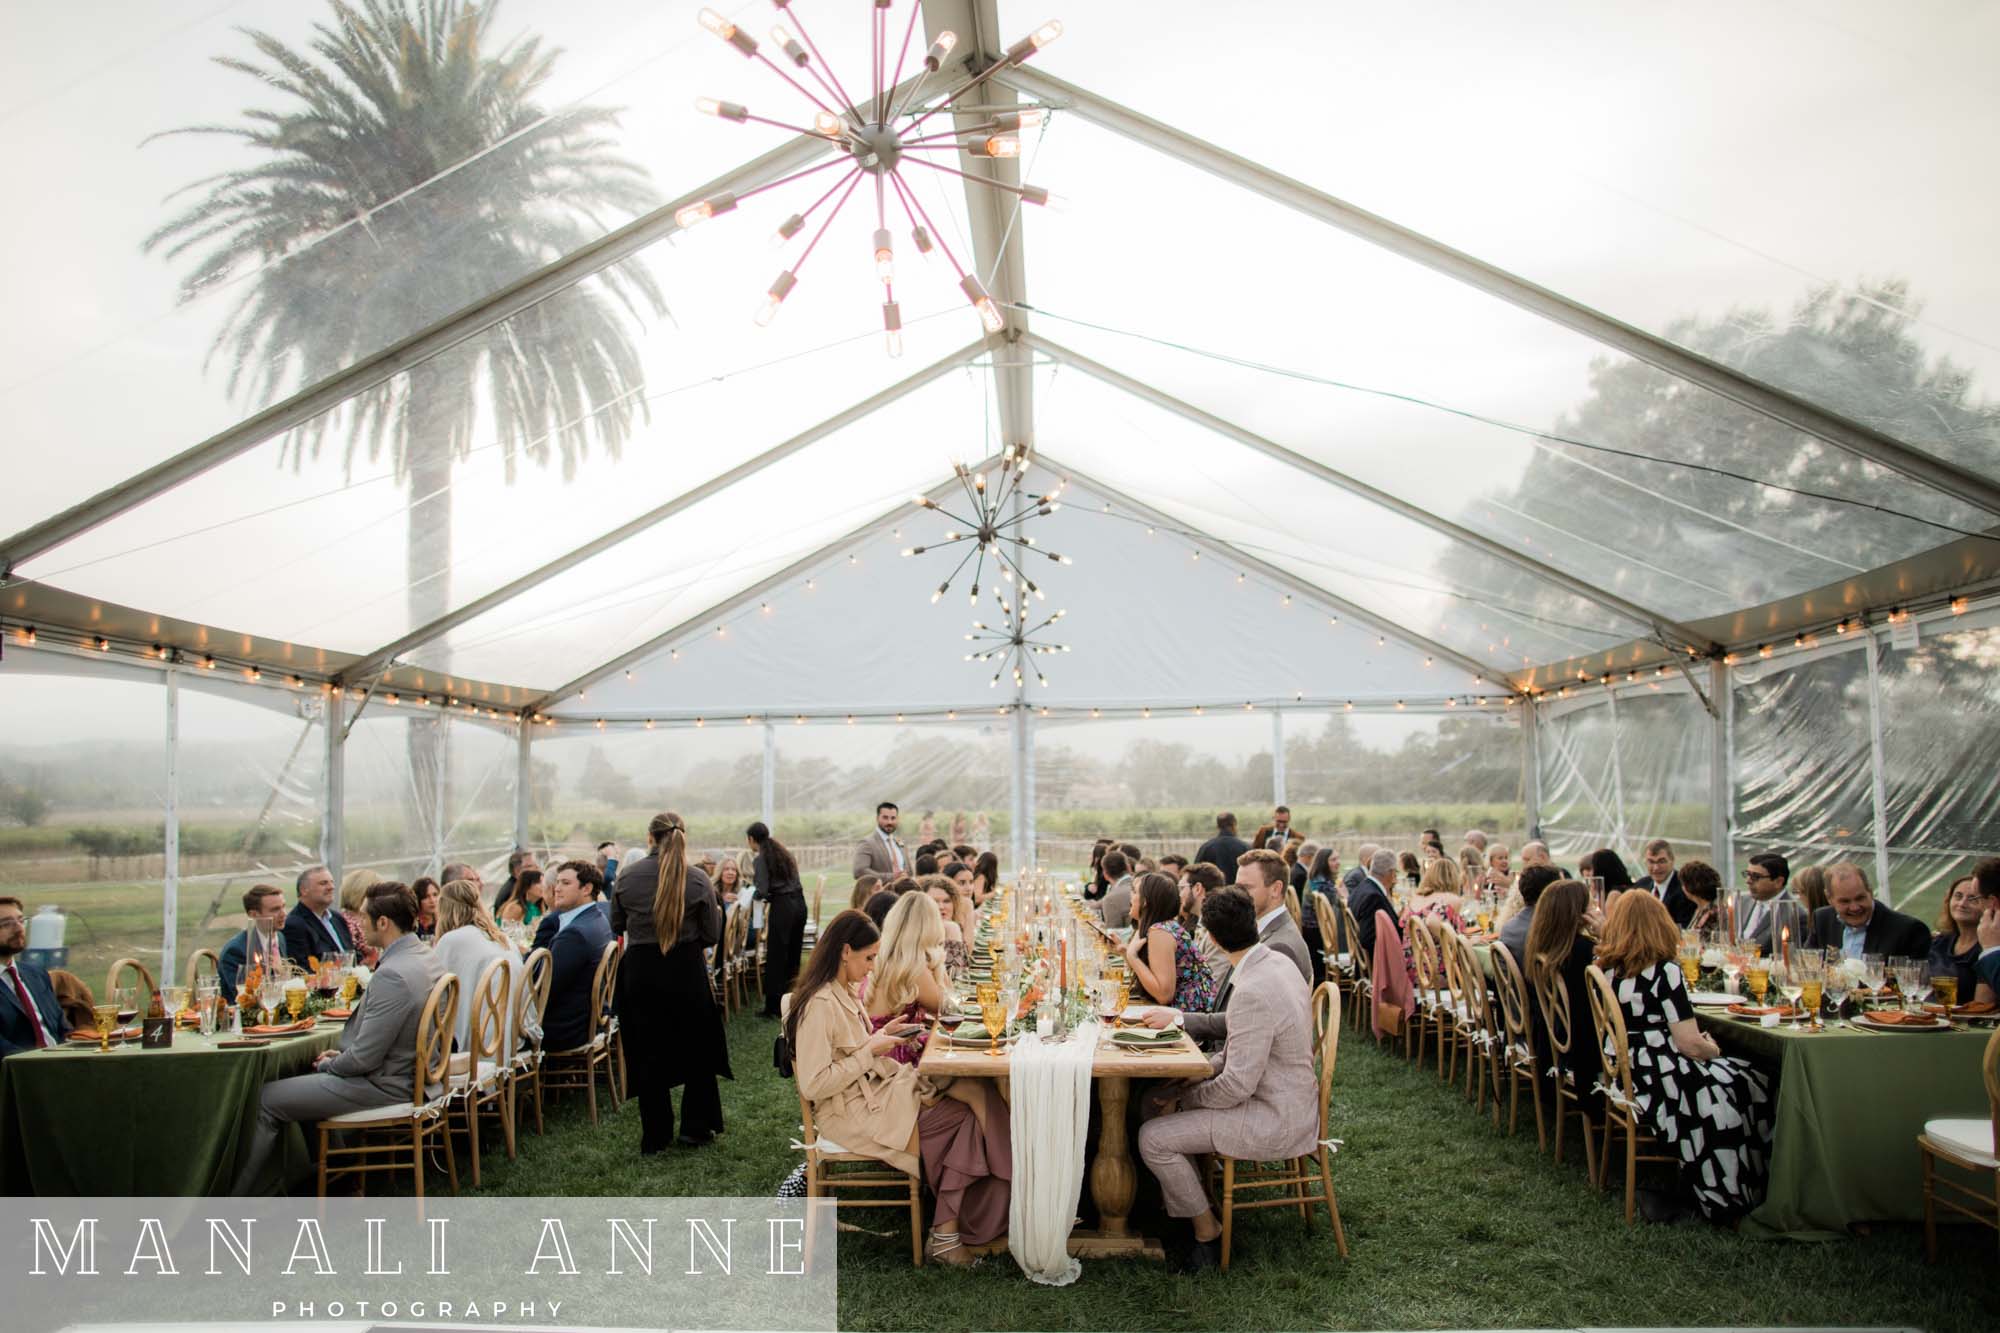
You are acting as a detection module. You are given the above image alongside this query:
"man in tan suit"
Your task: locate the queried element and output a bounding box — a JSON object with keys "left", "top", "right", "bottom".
{"left": 851, "top": 800, "right": 912, "bottom": 880}
{"left": 1138, "top": 886, "right": 1318, "bottom": 1270}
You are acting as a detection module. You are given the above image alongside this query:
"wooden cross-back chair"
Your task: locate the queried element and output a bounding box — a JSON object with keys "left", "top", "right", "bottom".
{"left": 1339, "top": 902, "right": 1373, "bottom": 1034}
{"left": 103, "top": 957, "right": 157, "bottom": 1004}
{"left": 1488, "top": 942, "right": 1548, "bottom": 1149}
{"left": 183, "top": 949, "right": 221, "bottom": 997}
{"left": 314, "top": 972, "right": 459, "bottom": 1200}
{"left": 1404, "top": 919, "right": 1452, "bottom": 1075}
{"left": 512, "top": 946, "right": 554, "bottom": 1136}
{"left": 540, "top": 940, "right": 622, "bottom": 1125}
{"left": 449, "top": 956, "right": 514, "bottom": 1188}
{"left": 1311, "top": 890, "right": 1352, "bottom": 1013}
{"left": 1440, "top": 929, "right": 1496, "bottom": 1117}
{"left": 1212, "top": 980, "right": 1350, "bottom": 1270}
{"left": 1920, "top": 1022, "right": 1999, "bottom": 1260}
{"left": 1532, "top": 960, "right": 1599, "bottom": 1184}
{"left": 1584, "top": 964, "right": 1676, "bottom": 1224}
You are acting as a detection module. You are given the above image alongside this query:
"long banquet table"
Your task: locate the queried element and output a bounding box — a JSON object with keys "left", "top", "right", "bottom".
{"left": 0, "top": 1024, "right": 342, "bottom": 1195}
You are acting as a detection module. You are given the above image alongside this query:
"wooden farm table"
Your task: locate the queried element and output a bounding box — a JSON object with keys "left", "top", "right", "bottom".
{"left": 917, "top": 1022, "right": 1213, "bottom": 1259}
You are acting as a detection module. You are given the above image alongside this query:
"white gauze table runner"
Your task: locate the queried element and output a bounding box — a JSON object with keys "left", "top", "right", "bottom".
{"left": 1005, "top": 1019, "right": 1097, "bottom": 1285}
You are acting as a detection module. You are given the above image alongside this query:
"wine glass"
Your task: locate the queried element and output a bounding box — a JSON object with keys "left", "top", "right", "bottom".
{"left": 1860, "top": 952, "right": 1886, "bottom": 1000}
{"left": 1719, "top": 946, "right": 1745, "bottom": 997}
{"left": 259, "top": 975, "right": 284, "bottom": 1027}
{"left": 1895, "top": 959, "right": 1929, "bottom": 1014}
{"left": 113, "top": 985, "right": 138, "bottom": 1026}
{"left": 1821, "top": 963, "right": 1850, "bottom": 1024}
{"left": 92, "top": 1003, "right": 120, "bottom": 1052}
{"left": 1744, "top": 957, "right": 1770, "bottom": 1005}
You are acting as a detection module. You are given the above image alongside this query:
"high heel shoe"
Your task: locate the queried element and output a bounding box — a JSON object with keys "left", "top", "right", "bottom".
{"left": 926, "top": 1228, "right": 974, "bottom": 1266}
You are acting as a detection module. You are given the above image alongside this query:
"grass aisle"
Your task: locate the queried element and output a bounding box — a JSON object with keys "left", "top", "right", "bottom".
{"left": 459, "top": 1009, "right": 1993, "bottom": 1332}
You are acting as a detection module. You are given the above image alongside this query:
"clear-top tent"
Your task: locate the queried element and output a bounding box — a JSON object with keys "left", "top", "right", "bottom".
{"left": 5, "top": 1, "right": 2000, "bottom": 946}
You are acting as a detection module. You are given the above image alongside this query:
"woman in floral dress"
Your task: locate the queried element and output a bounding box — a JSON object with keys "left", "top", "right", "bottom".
{"left": 1126, "top": 872, "right": 1221, "bottom": 1012}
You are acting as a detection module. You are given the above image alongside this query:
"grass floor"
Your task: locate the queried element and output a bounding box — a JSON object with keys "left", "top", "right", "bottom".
{"left": 445, "top": 1006, "right": 1995, "bottom": 1332}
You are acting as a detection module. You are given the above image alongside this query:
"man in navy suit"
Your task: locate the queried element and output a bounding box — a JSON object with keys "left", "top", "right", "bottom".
{"left": 1976, "top": 904, "right": 2000, "bottom": 994}
{"left": 1638, "top": 839, "right": 1697, "bottom": 929}
{"left": 1809, "top": 862, "right": 1932, "bottom": 960}
{"left": 281, "top": 864, "right": 354, "bottom": 964}
{"left": 0, "top": 896, "right": 71, "bottom": 1056}
{"left": 541, "top": 862, "right": 613, "bottom": 1052}
{"left": 218, "top": 884, "right": 292, "bottom": 1002}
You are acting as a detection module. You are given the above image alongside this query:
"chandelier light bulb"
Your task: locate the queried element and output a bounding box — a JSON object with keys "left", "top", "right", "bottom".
{"left": 1006, "top": 18, "right": 1063, "bottom": 63}
{"left": 924, "top": 30, "right": 959, "bottom": 69}
{"left": 976, "top": 135, "right": 1022, "bottom": 158}
{"left": 771, "top": 25, "right": 810, "bottom": 66}
{"left": 961, "top": 274, "right": 1004, "bottom": 333}
{"left": 812, "top": 109, "right": 845, "bottom": 137}
{"left": 996, "top": 108, "right": 1046, "bottom": 131}
{"left": 754, "top": 269, "right": 798, "bottom": 326}
{"left": 695, "top": 97, "right": 749, "bottom": 122}
{"left": 872, "top": 228, "right": 895, "bottom": 283}
{"left": 675, "top": 191, "right": 737, "bottom": 229}
{"left": 912, "top": 225, "right": 934, "bottom": 255}
{"left": 699, "top": 7, "right": 759, "bottom": 55}
{"left": 772, "top": 213, "right": 805, "bottom": 248}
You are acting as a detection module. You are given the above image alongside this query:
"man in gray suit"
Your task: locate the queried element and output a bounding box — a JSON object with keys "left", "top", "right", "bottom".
{"left": 1138, "top": 887, "right": 1319, "bottom": 1271}
{"left": 1235, "top": 848, "right": 1312, "bottom": 985}
{"left": 1098, "top": 850, "right": 1136, "bottom": 930}
{"left": 231, "top": 881, "right": 446, "bottom": 1195}
{"left": 851, "top": 801, "right": 911, "bottom": 880}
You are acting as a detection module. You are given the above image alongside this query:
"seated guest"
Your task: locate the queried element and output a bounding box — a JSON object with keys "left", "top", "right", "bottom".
{"left": 1348, "top": 849, "right": 1399, "bottom": 960}
{"left": 1519, "top": 840, "right": 1570, "bottom": 880}
{"left": 1522, "top": 878, "right": 1596, "bottom": 1103}
{"left": 788, "top": 911, "right": 1009, "bottom": 1263}
{"left": 865, "top": 894, "right": 954, "bottom": 1062}
{"left": 281, "top": 864, "right": 354, "bottom": 964}
{"left": 1486, "top": 843, "right": 1513, "bottom": 891}
{"left": 431, "top": 879, "right": 526, "bottom": 1053}
{"left": 1499, "top": 865, "right": 1563, "bottom": 968}
{"left": 1137, "top": 886, "right": 1317, "bottom": 1270}
{"left": 440, "top": 861, "right": 480, "bottom": 894}
{"left": 931, "top": 875, "right": 975, "bottom": 967}
{"left": 1180, "top": 862, "right": 1230, "bottom": 977}
{"left": 1457, "top": 844, "right": 1485, "bottom": 890}
{"left": 1738, "top": 853, "right": 1792, "bottom": 952}
{"left": 411, "top": 877, "right": 441, "bottom": 941}
{"left": 913, "top": 852, "right": 939, "bottom": 878}
{"left": 338, "top": 868, "right": 381, "bottom": 966}
{"left": 1637, "top": 839, "right": 1697, "bottom": 927}
{"left": 496, "top": 868, "right": 547, "bottom": 926}
{"left": 1290, "top": 841, "right": 1318, "bottom": 897}
{"left": 1579, "top": 847, "right": 1637, "bottom": 912}
{"left": 0, "top": 896, "right": 71, "bottom": 1054}
{"left": 541, "top": 861, "right": 614, "bottom": 1053}
{"left": 219, "top": 884, "right": 293, "bottom": 1002}
{"left": 1342, "top": 843, "right": 1377, "bottom": 894}
{"left": 1928, "top": 873, "right": 1999, "bottom": 1006}
{"left": 1678, "top": 860, "right": 1722, "bottom": 931}
{"left": 48, "top": 969, "right": 96, "bottom": 1033}
{"left": 1085, "top": 838, "right": 1114, "bottom": 902}
{"left": 1597, "top": 891, "right": 1774, "bottom": 1222}
{"left": 1977, "top": 895, "right": 2000, "bottom": 995}
{"left": 714, "top": 858, "right": 745, "bottom": 907}
{"left": 490, "top": 848, "right": 537, "bottom": 913}
{"left": 1098, "top": 850, "right": 1136, "bottom": 930}
{"left": 1126, "top": 871, "right": 1220, "bottom": 1012}
{"left": 1809, "top": 861, "right": 1931, "bottom": 959}
{"left": 1791, "top": 862, "right": 1831, "bottom": 916}
{"left": 1398, "top": 850, "right": 1423, "bottom": 888}
{"left": 971, "top": 851, "right": 1000, "bottom": 905}
{"left": 1410, "top": 855, "right": 1467, "bottom": 927}
{"left": 231, "top": 882, "right": 445, "bottom": 1194}
{"left": 1302, "top": 846, "right": 1342, "bottom": 982}
{"left": 849, "top": 872, "right": 883, "bottom": 911}
{"left": 951, "top": 843, "right": 977, "bottom": 865}
{"left": 1159, "top": 853, "right": 1189, "bottom": 878}
{"left": 863, "top": 889, "right": 899, "bottom": 929}
{"left": 1235, "top": 849, "right": 1312, "bottom": 985}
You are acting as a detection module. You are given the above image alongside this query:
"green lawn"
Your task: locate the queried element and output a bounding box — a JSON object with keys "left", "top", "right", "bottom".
{"left": 440, "top": 1009, "right": 1995, "bottom": 1333}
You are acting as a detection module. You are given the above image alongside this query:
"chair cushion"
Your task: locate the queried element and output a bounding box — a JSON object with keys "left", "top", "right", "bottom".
{"left": 1924, "top": 1118, "right": 1997, "bottom": 1169}
{"left": 321, "top": 1093, "right": 450, "bottom": 1127}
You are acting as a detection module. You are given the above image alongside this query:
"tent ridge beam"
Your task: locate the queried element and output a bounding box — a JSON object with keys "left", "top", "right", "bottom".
{"left": 1038, "top": 453, "right": 1507, "bottom": 688}
{"left": 523, "top": 453, "right": 1008, "bottom": 713}
{"left": 1, "top": 75, "right": 942, "bottom": 574}
{"left": 1029, "top": 332, "right": 1713, "bottom": 653}
{"left": 342, "top": 338, "right": 990, "bottom": 680}
{"left": 999, "top": 66, "right": 2000, "bottom": 519}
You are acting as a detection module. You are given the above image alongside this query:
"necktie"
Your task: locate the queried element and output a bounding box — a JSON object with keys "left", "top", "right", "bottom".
{"left": 886, "top": 833, "right": 902, "bottom": 872}
{"left": 8, "top": 964, "right": 50, "bottom": 1049}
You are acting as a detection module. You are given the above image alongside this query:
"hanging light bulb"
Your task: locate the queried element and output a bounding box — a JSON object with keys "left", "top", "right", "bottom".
{"left": 772, "top": 213, "right": 805, "bottom": 248}
{"left": 960, "top": 274, "right": 1004, "bottom": 333}
{"left": 911, "top": 225, "right": 934, "bottom": 255}
{"left": 872, "top": 228, "right": 895, "bottom": 284}
{"left": 770, "top": 25, "right": 810, "bottom": 66}
{"left": 1005, "top": 18, "right": 1063, "bottom": 63}
{"left": 754, "top": 270, "right": 798, "bottom": 326}
{"left": 882, "top": 299, "right": 903, "bottom": 357}
{"left": 972, "top": 135, "right": 1021, "bottom": 158}
{"left": 813, "top": 109, "right": 845, "bottom": 137}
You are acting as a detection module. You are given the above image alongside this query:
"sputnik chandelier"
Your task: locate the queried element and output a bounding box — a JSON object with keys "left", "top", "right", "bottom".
{"left": 966, "top": 587, "right": 1068, "bottom": 690}
{"left": 681, "top": 3, "right": 1062, "bottom": 352}
{"left": 903, "top": 444, "right": 1069, "bottom": 605}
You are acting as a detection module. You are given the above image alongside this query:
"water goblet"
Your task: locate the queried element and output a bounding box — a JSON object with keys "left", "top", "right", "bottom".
{"left": 1719, "top": 947, "right": 1745, "bottom": 997}
{"left": 92, "top": 1003, "right": 120, "bottom": 1052}
{"left": 1897, "top": 959, "right": 1930, "bottom": 1013}
{"left": 259, "top": 976, "right": 284, "bottom": 1027}
{"left": 1821, "top": 967, "right": 1850, "bottom": 1024}
{"left": 1860, "top": 951, "right": 1886, "bottom": 997}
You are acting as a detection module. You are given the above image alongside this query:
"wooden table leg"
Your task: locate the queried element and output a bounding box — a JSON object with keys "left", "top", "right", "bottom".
{"left": 1090, "top": 1075, "right": 1136, "bottom": 1238}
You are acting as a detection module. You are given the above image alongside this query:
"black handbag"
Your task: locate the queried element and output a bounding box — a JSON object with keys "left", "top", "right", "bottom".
{"left": 772, "top": 1032, "right": 793, "bottom": 1078}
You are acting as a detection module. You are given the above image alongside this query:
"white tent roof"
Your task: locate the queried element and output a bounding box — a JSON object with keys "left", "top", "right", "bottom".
{"left": 5, "top": 0, "right": 1999, "bottom": 726}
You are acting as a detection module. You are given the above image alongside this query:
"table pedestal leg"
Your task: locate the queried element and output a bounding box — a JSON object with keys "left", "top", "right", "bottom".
{"left": 1067, "top": 1074, "right": 1165, "bottom": 1259}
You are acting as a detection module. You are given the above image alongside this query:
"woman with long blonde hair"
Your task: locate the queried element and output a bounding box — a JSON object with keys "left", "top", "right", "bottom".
{"left": 867, "top": 892, "right": 952, "bottom": 1037}
{"left": 608, "top": 812, "right": 730, "bottom": 1152}
{"left": 1411, "top": 853, "right": 1467, "bottom": 927}
{"left": 431, "top": 878, "right": 524, "bottom": 1052}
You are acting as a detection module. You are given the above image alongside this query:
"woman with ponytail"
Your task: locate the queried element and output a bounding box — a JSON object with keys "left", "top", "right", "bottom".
{"left": 610, "top": 812, "right": 731, "bottom": 1151}
{"left": 747, "top": 821, "right": 807, "bottom": 1018}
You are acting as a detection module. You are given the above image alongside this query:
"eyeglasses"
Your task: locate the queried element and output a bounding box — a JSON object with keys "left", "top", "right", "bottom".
{"left": 1742, "top": 870, "right": 1770, "bottom": 882}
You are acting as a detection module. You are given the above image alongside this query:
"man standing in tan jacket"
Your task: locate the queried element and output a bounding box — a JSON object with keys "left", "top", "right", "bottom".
{"left": 852, "top": 800, "right": 911, "bottom": 880}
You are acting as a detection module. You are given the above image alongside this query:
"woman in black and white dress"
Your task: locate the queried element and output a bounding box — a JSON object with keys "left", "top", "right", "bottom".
{"left": 1596, "top": 890, "right": 1774, "bottom": 1221}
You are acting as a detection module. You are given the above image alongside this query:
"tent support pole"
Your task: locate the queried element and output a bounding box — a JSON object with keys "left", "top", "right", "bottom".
{"left": 514, "top": 719, "right": 532, "bottom": 854}
{"left": 1607, "top": 688, "right": 1628, "bottom": 857}
{"left": 1710, "top": 660, "right": 1731, "bottom": 876}
{"left": 1522, "top": 698, "right": 1542, "bottom": 844}
{"left": 1863, "top": 630, "right": 1895, "bottom": 901}
{"left": 762, "top": 720, "right": 777, "bottom": 831}
{"left": 321, "top": 689, "right": 345, "bottom": 884}
{"left": 1271, "top": 707, "right": 1286, "bottom": 808}
{"left": 161, "top": 665, "right": 180, "bottom": 993}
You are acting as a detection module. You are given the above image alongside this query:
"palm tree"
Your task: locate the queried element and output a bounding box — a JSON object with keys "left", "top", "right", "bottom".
{"left": 145, "top": 0, "right": 665, "bottom": 858}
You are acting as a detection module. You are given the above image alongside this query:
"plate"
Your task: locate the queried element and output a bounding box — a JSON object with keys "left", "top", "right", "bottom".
{"left": 319, "top": 1009, "right": 354, "bottom": 1021}
{"left": 1726, "top": 1003, "right": 1799, "bottom": 1018}
{"left": 64, "top": 1027, "right": 140, "bottom": 1044}
{"left": 1688, "top": 992, "right": 1735, "bottom": 1008}
{"left": 1852, "top": 1012, "right": 1951, "bottom": 1032}
{"left": 1924, "top": 1002, "right": 2000, "bottom": 1022}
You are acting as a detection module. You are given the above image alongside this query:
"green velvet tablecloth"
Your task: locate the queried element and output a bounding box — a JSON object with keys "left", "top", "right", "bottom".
{"left": 1697, "top": 1011, "right": 1991, "bottom": 1240}
{"left": 0, "top": 1025, "right": 341, "bottom": 1195}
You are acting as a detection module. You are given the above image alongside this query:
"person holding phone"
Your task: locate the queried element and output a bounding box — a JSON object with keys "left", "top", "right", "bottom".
{"left": 787, "top": 911, "right": 1011, "bottom": 1264}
